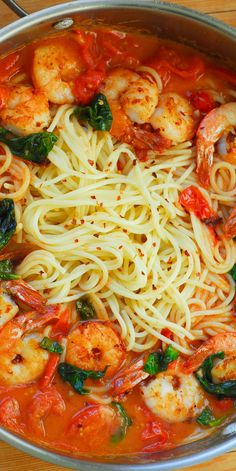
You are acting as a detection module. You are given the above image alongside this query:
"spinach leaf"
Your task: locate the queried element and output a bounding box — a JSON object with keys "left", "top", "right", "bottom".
{"left": 0, "top": 128, "right": 57, "bottom": 164}
{"left": 0, "top": 259, "right": 19, "bottom": 280}
{"left": 111, "top": 402, "right": 132, "bottom": 443}
{"left": 195, "top": 352, "right": 236, "bottom": 397}
{"left": 197, "top": 406, "right": 225, "bottom": 427}
{"left": 0, "top": 198, "right": 16, "bottom": 251}
{"left": 58, "top": 362, "right": 107, "bottom": 395}
{"left": 74, "top": 93, "right": 112, "bottom": 131}
{"left": 229, "top": 264, "right": 236, "bottom": 283}
{"left": 40, "top": 337, "right": 63, "bottom": 354}
{"left": 76, "top": 297, "right": 95, "bottom": 320}
{"left": 144, "top": 345, "right": 179, "bottom": 375}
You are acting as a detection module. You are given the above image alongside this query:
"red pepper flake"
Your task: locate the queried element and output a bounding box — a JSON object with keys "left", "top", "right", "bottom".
{"left": 99, "top": 202, "right": 103, "bottom": 207}
{"left": 39, "top": 270, "right": 44, "bottom": 275}
{"left": 133, "top": 159, "right": 137, "bottom": 166}
{"left": 123, "top": 229, "right": 128, "bottom": 233}
{"left": 91, "top": 221, "right": 94, "bottom": 225}
{"left": 116, "top": 195, "right": 121, "bottom": 201}
{"left": 184, "top": 250, "right": 190, "bottom": 256}
{"left": 71, "top": 218, "right": 77, "bottom": 225}
{"left": 152, "top": 242, "right": 157, "bottom": 248}
{"left": 96, "top": 247, "right": 102, "bottom": 250}
{"left": 136, "top": 288, "right": 141, "bottom": 294}
{"left": 167, "top": 267, "right": 171, "bottom": 271}
{"left": 118, "top": 245, "right": 123, "bottom": 249}
{"left": 80, "top": 219, "right": 85, "bottom": 225}
{"left": 88, "top": 160, "right": 94, "bottom": 166}
{"left": 91, "top": 195, "right": 96, "bottom": 200}
{"left": 93, "top": 233, "right": 100, "bottom": 238}
{"left": 152, "top": 172, "right": 157, "bottom": 178}
{"left": 167, "top": 257, "right": 173, "bottom": 264}
{"left": 141, "top": 271, "right": 145, "bottom": 275}
{"left": 74, "top": 239, "right": 79, "bottom": 243}
{"left": 64, "top": 224, "right": 69, "bottom": 229}
{"left": 152, "top": 284, "right": 157, "bottom": 290}
{"left": 108, "top": 162, "right": 112, "bottom": 167}
{"left": 62, "top": 179, "right": 67, "bottom": 183}
{"left": 138, "top": 248, "right": 144, "bottom": 257}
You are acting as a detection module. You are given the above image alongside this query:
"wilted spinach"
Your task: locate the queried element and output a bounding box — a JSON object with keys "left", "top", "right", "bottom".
{"left": 74, "top": 93, "right": 112, "bottom": 131}
{"left": 0, "top": 198, "right": 16, "bottom": 251}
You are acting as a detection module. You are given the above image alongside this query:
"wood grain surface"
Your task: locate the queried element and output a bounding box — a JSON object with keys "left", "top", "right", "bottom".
{"left": 0, "top": 0, "right": 236, "bottom": 470}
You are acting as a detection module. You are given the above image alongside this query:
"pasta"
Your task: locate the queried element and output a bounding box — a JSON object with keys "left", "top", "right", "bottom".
{"left": 0, "top": 27, "right": 236, "bottom": 457}
{"left": 8, "top": 104, "right": 235, "bottom": 355}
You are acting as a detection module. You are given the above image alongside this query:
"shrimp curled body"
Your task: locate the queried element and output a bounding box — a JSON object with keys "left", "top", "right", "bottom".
{"left": 196, "top": 102, "right": 236, "bottom": 187}
{"left": 0, "top": 85, "right": 50, "bottom": 136}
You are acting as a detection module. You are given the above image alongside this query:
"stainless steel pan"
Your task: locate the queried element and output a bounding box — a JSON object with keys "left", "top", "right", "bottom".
{"left": 1, "top": 1, "right": 236, "bottom": 469}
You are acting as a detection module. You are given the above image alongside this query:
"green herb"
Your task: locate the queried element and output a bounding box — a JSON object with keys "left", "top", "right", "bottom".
{"left": 58, "top": 362, "right": 107, "bottom": 395}
{"left": 0, "top": 128, "right": 58, "bottom": 164}
{"left": 111, "top": 402, "right": 132, "bottom": 443}
{"left": 196, "top": 352, "right": 236, "bottom": 397}
{"left": 74, "top": 93, "right": 112, "bottom": 131}
{"left": 0, "top": 198, "right": 16, "bottom": 251}
{"left": 144, "top": 345, "right": 179, "bottom": 375}
{"left": 40, "top": 337, "right": 63, "bottom": 354}
{"left": 197, "top": 406, "right": 225, "bottom": 427}
{"left": 229, "top": 264, "right": 236, "bottom": 283}
{"left": 0, "top": 259, "right": 19, "bottom": 280}
{"left": 76, "top": 298, "right": 95, "bottom": 320}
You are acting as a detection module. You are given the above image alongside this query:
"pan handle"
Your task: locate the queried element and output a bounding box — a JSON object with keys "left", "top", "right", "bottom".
{"left": 2, "top": 0, "right": 28, "bottom": 17}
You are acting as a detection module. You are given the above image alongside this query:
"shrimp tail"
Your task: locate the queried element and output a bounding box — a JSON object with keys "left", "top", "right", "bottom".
{"left": 224, "top": 207, "right": 236, "bottom": 239}
{"left": 196, "top": 140, "right": 214, "bottom": 187}
{"left": 5, "top": 279, "right": 47, "bottom": 312}
{"left": 111, "top": 358, "right": 149, "bottom": 396}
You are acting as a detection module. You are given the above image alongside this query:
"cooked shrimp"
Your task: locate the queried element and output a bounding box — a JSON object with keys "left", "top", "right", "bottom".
{"left": 141, "top": 369, "right": 207, "bottom": 423}
{"left": 211, "top": 355, "right": 236, "bottom": 383}
{"left": 32, "top": 42, "right": 82, "bottom": 104}
{"left": 0, "top": 292, "right": 19, "bottom": 329}
{"left": 102, "top": 68, "right": 170, "bottom": 156}
{"left": 0, "top": 396, "right": 23, "bottom": 433}
{"left": 5, "top": 279, "right": 59, "bottom": 316}
{"left": 0, "top": 313, "right": 49, "bottom": 386}
{"left": 149, "top": 92, "right": 195, "bottom": 144}
{"left": 102, "top": 67, "right": 160, "bottom": 124}
{"left": 65, "top": 320, "right": 126, "bottom": 378}
{"left": 0, "top": 85, "right": 50, "bottom": 136}
{"left": 111, "top": 358, "right": 149, "bottom": 396}
{"left": 26, "top": 387, "right": 65, "bottom": 437}
{"left": 224, "top": 206, "right": 236, "bottom": 238}
{"left": 196, "top": 102, "right": 236, "bottom": 187}
{"left": 183, "top": 332, "right": 236, "bottom": 374}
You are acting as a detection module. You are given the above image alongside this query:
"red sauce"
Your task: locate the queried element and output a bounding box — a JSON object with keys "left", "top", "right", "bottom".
{"left": 0, "top": 26, "right": 235, "bottom": 459}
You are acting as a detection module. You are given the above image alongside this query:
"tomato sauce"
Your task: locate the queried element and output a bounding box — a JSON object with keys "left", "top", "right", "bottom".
{"left": 0, "top": 26, "right": 236, "bottom": 459}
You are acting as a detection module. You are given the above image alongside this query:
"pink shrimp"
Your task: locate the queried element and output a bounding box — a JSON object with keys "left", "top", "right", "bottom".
{"left": 111, "top": 358, "right": 149, "bottom": 396}
{"left": 183, "top": 332, "right": 236, "bottom": 374}
{"left": 26, "top": 387, "right": 65, "bottom": 437}
{"left": 196, "top": 102, "right": 236, "bottom": 187}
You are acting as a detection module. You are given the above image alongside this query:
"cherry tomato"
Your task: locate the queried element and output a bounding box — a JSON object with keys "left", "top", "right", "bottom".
{"left": 68, "top": 404, "right": 120, "bottom": 450}
{"left": 73, "top": 68, "right": 106, "bottom": 105}
{"left": 189, "top": 90, "right": 216, "bottom": 113}
{"left": 179, "top": 185, "right": 220, "bottom": 225}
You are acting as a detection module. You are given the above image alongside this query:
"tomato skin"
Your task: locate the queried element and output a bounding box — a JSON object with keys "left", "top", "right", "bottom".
{"left": 179, "top": 185, "right": 220, "bottom": 224}
{"left": 209, "top": 66, "right": 236, "bottom": 86}
{"left": 147, "top": 46, "right": 205, "bottom": 82}
{"left": 73, "top": 69, "right": 106, "bottom": 105}
{"left": 212, "top": 397, "right": 234, "bottom": 412}
{"left": 39, "top": 353, "right": 60, "bottom": 389}
{"left": 0, "top": 85, "right": 10, "bottom": 110}
{"left": 0, "top": 52, "right": 20, "bottom": 82}
{"left": 161, "top": 328, "right": 173, "bottom": 340}
{"left": 189, "top": 90, "right": 216, "bottom": 114}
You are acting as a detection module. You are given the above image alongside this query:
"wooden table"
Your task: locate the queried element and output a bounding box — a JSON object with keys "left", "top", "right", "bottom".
{"left": 1, "top": 0, "right": 236, "bottom": 469}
